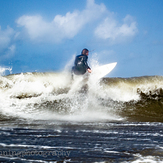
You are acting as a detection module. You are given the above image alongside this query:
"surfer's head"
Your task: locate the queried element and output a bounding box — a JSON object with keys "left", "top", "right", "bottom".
{"left": 81, "top": 48, "right": 89, "bottom": 56}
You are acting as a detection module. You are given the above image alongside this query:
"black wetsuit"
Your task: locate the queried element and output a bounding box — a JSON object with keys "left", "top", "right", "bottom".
{"left": 72, "top": 54, "right": 91, "bottom": 75}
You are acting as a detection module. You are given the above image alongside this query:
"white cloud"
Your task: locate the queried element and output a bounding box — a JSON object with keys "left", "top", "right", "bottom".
{"left": 0, "top": 26, "right": 15, "bottom": 52}
{"left": 94, "top": 14, "right": 138, "bottom": 44}
{"left": 0, "top": 26, "right": 16, "bottom": 60}
{"left": 16, "top": 0, "right": 107, "bottom": 43}
{"left": 5, "top": 45, "right": 16, "bottom": 58}
{"left": 16, "top": 15, "right": 52, "bottom": 41}
{"left": 16, "top": 0, "right": 138, "bottom": 44}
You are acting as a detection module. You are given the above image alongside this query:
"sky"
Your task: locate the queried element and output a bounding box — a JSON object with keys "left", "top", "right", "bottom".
{"left": 0, "top": 0, "right": 163, "bottom": 77}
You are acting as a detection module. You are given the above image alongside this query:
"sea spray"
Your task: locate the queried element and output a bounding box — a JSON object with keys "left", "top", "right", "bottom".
{"left": 0, "top": 69, "right": 122, "bottom": 121}
{"left": 0, "top": 70, "right": 163, "bottom": 122}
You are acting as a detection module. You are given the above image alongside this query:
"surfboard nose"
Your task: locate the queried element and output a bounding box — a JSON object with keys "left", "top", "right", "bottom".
{"left": 91, "top": 62, "right": 117, "bottom": 80}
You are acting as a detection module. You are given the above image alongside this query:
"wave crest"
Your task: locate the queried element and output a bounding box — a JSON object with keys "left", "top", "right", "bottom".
{"left": 0, "top": 73, "right": 163, "bottom": 122}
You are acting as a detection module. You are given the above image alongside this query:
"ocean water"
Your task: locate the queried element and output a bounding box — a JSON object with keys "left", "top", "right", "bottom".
{"left": 0, "top": 67, "right": 163, "bottom": 162}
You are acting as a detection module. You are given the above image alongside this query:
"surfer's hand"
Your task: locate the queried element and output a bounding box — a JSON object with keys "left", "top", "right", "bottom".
{"left": 88, "top": 68, "right": 92, "bottom": 73}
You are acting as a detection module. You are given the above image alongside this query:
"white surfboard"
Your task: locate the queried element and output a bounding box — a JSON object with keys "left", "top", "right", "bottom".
{"left": 90, "top": 62, "right": 117, "bottom": 80}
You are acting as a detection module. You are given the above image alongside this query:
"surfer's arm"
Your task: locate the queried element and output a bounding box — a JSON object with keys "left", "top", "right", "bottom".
{"left": 83, "top": 56, "right": 91, "bottom": 72}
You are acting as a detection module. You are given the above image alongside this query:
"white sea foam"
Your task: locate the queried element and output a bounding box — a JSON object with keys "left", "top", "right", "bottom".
{"left": 129, "top": 154, "right": 163, "bottom": 163}
{"left": 0, "top": 60, "right": 163, "bottom": 122}
{"left": 0, "top": 67, "right": 122, "bottom": 122}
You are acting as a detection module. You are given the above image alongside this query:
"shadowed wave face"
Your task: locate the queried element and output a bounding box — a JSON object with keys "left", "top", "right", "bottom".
{"left": 0, "top": 72, "right": 163, "bottom": 122}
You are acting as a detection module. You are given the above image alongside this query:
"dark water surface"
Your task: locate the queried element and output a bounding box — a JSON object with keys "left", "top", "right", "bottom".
{"left": 0, "top": 120, "right": 163, "bottom": 162}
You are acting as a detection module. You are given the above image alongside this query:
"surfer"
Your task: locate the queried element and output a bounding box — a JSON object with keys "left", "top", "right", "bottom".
{"left": 72, "top": 48, "right": 92, "bottom": 75}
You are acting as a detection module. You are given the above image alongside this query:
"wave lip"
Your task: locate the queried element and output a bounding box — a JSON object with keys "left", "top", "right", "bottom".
{"left": 102, "top": 76, "right": 163, "bottom": 122}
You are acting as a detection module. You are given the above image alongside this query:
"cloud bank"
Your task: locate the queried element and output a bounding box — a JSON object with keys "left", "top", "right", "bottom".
{"left": 16, "top": 0, "right": 138, "bottom": 44}
{"left": 0, "top": 0, "right": 138, "bottom": 60}
{"left": 16, "top": 0, "right": 107, "bottom": 43}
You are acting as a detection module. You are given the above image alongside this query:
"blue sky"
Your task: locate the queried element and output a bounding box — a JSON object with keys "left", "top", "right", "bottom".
{"left": 0, "top": 0, "right": 163, "bottom": 77}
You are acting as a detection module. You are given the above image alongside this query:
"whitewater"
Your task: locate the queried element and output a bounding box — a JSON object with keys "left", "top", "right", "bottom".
{"left": 0, "top": 65, "right": 163, "bottom": 162}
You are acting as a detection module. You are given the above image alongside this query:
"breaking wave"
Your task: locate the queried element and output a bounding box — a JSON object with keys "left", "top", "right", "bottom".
{"left": 0, "top": 71, "right": 163, "bottom": 122}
